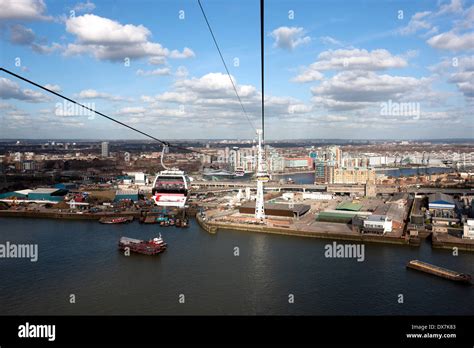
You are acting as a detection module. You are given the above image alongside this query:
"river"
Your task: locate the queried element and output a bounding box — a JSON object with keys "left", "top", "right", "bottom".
{"left": 0, "top": 217, "right": 472, "bottom": 315}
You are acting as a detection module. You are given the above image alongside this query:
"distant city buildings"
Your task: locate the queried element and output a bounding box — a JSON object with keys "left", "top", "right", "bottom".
{"left": 101, "top": 142, "right": 109, "bottom": 158}
{"left": 312, "top": 145, "right": 375, "bottom": 184}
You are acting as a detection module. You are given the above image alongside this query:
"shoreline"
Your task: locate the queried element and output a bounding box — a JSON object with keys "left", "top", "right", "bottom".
{"left": 1, "top": 209, "right": 472, "bottom": 252}
{"left": 196, "top": 213, "right": 421, "bottom": 247}
{"left": 0, "top": 210, "right": 140, "bottom": 220}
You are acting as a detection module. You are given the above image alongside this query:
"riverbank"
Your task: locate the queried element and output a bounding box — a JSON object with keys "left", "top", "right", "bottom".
{"left": 0, "top": 209, "right": 140, "bottom": 220}
{"left": 196, "top": 213, "right": 420, "bottom": 246}
{"left": 432, "top": 232, "right": 474, "bottom": 252}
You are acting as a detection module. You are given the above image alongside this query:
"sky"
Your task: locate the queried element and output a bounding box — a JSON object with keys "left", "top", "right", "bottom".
{"left": 0, "top": 0, "right": 473, "bottom": 140}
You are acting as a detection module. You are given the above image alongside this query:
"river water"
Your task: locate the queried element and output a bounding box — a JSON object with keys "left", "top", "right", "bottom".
{"left": 0, "top": 217, "right": 472, "bottom": 315}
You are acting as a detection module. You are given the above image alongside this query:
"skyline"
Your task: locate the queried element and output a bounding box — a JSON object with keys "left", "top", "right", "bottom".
{"left": 0, "top": 0, "right": 473, "bottom": 140}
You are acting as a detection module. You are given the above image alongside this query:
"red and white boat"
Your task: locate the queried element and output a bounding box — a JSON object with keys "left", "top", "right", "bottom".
{"left": 118, "top": 234, "right": 167, "bottom": 255}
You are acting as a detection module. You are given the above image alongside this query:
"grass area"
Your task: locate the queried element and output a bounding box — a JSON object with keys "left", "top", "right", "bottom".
{"left": 87, "top": 190, "right": 116, "bottom": 202}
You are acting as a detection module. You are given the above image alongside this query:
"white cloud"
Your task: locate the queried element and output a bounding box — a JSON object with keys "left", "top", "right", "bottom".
{"left": 73, "top": 1, "right": 95, "bottom": 13}
{"left": 0, "top": 0, "right": 51, "bottom": 20}
{"left": 175, "top": 66, "right": 189, "bottom": 78}
{"left": 436, "top": 0, "right": 463, "bottom": 16}
{"left": 154, "top": 92, "right": 197, "bottom": 104}
{"left": 116, "top": 106, "right": 147, "bottom": 115}
{"left": 0, "top": 77, "right": 48, "bottom": 102}
{"left": 9, "top": 24, "right": 35, "bottom": 45}
{"left": 8, "top": 24, "right": 62, "bottom": 54}
{"left": 77, "top": 89, "right": 126, "bottom": 101}
{"left": 319, "top": 36, "right": 343, "bottom": 46}
{"left": 291, "top": 69, "right": 324, "bottom": 83}
{"left": 169, "top": 47, "right": 195, "bottom": 59}
{"left": 148, "top": 56, "right": 167, "bottom": 65}
{"left": 448, "top": 56, "right": 474, "bottom": 99}
{"left": 64, "top": 14, "right": 194, "bottom": 61}
{"left": 137, "top": 72, "right": 312, "bottom": 129}
{"left": 66, "top": 14, "right": 150, "bottom": 44}
{"left": 427, "top": 31, "right": 474, "bottom": 51}
{"left": 136, "top": 68, "right": 171, "bottom": 76}
{"left": 398, "top": 11, "right": 432, "bottom": 35}
{"left": 292, "top": 49, "right": 408, "bottom": 83}
{"left": 44, "top": 84, "right": 62, "bottom": 92}
{"left": 269, "top": 26, "right": 311, "bottom": 51}
{"left": 310, "top": 70, "right": 429, "bottom": 110}
{"left": 31, "top": 42, "right": 62, "bottom": 54}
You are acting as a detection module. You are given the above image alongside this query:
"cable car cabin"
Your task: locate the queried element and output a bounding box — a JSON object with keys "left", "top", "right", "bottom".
{"left": 152, "top": 170, "right": 189, "bottom": 208}
{"left": 256, "top": 173, "right": 270, "bottom": 182}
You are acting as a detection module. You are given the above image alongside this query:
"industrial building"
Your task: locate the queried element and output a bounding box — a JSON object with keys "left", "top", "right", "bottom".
{"left": 28, "top": 188, "right": 68, "bottom": 202}
{"left": 428, "top": 193, "right": 456, "bottom": 210}
{"left": 410, "top": 197, "right": 426, "bottom": 225}
{"left": 114, "top": 189, "right": 139, "bottom": 202}
{"left": 317, "top": 204, "right": 371, "bottom": 224}
{"left": 239, "top": 202, "right": 310, "bottom": 218}
{"left": 362, "top": 215, "right": 393, "bottom": 234}
{"left": 428, "top": 193, "right": 459, "bottom": 233}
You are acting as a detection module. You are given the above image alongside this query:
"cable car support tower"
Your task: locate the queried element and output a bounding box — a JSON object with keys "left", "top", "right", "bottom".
{"left": 255, "top": 0, "right": 267, "bottom": 222}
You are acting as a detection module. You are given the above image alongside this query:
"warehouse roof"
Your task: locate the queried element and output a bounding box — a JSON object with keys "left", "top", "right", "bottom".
{"left": 428, "top": 192, "right": 454, "bottom": 205}
{"left": 116, "top": 189, "right": 139, "bottom": 195}
{"left": 366, "top": 214, "right": 389, "bottom": 222}
{"left": 30, "top": 188, "right": 60, "bottom": 194}
{"left": 240, "top": 201, "right": 310, "bottom": 216}
{"left": 336, "top": 202, "right": 362, "bottom": 211}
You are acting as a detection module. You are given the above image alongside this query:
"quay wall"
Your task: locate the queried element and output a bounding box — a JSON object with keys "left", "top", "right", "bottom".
{"left": 196, "top": 213, "right": 419, "bottom": 246}
{"left": 0, "top": 210, "right": 140, "bottom": 220}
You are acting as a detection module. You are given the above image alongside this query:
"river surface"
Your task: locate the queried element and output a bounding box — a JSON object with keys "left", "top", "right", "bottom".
{"left": 0, "top": 217, "right": 472, "bottom": 315}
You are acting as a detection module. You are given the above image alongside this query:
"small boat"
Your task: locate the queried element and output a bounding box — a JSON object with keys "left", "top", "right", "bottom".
{"left": 407, "top": 260, "right": 472, "bottom": 284}
{"left": 234, "top": 166, "right": 245, "bottom": 177}
{"left": 118, "top": 234, "right": 167, "bottom": 255}
{"left": 100, "top": 217, "right": 131, "bottom": 224}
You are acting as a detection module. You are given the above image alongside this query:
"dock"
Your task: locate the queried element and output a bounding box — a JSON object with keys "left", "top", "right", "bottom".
{"left": 407, "top": 260, "right": 472, "bottom": 284}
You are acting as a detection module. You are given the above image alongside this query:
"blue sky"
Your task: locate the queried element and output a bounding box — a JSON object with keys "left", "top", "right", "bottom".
{"left": 0, "top": 0, "right": 473, "bottom": 140}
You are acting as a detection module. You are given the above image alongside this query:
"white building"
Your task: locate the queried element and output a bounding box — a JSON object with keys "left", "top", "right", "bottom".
{"left": 101, "top": 142, "right": 109, "bottom": 158}
{"left": 363, "top": 215, "right": 392, "bottom": 234}
{"left": 463, "top": 219, "right": 474, "bottom": 240}
{"left": 302, "top": 192, "right": 333, "bottom": 200}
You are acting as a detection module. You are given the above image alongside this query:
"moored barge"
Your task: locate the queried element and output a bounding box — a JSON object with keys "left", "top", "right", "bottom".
{"left": 407, "top": 260, "right": 472, "bottom": 284}
{"left": 100, "top": 216, "right": 133, "bottom": 224}
{"left": 118, "top": 234, "right": 167, "bottom": 255}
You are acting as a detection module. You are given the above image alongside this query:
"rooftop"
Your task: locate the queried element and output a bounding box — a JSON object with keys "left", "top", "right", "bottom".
{"left": 428, "top": 192, "right": 455, "bottom": 205}
{"left": 367, "top": 214, "right": 389, "bottom": 222}
{"left": 30, "top": 188, "right": 61, "bottom": 194}
{"left": 336, "top": 201, "right": 362, "bottom": 211}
